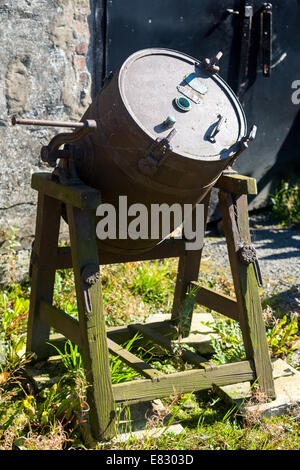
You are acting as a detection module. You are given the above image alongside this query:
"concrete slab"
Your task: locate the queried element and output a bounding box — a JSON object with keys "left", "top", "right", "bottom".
{"left": 113, "top": 423, "right": 185, "bottom": 444}
{"left": 113, "top": 399, "right": 184, "bottom": 443}
{"left": 218, "top": 358, "right": 300, "bottom": 418}
{"left": 78, "top": 399, "right": 184, "bottom": 447}
{"left": 146, "top": 312, "right": 218, "bottom": 354}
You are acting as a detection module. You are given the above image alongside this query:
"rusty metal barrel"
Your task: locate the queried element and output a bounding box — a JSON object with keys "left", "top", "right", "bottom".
{"left": 71, "top": 48, "right": 248, "bottom": 254}
{"left": 60, "top": 48, "right": 249, "bottom": 254}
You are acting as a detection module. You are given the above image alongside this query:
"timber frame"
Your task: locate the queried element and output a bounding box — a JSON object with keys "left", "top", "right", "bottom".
{"left": 27, "top": 172, "right": 276, "bottom": 442}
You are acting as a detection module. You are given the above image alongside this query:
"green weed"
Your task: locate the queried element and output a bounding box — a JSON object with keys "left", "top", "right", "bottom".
{"left": 130, "top": 260, "right": 175, "bottom": 307}
{"left": 266, "top": 314, "right": 299, "bottom": 358}
{"left": 270, "top": 179, "right": 300, "bottom": 226}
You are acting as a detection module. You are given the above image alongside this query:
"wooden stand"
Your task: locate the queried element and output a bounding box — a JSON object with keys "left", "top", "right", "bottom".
{"left": 27, "top": 172, "right": 276, "bottom": 442}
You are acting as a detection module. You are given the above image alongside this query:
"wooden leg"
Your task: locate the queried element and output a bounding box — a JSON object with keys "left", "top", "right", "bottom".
{"left": 171, "top": 193, "right": 211, "bottom": 337}
{"left": 67, "top": 205, "right": 115, "bottom": 441}
{"left": 218, "top": 191, "right": 276, "bottom": 400}
{"left": 27, "top": 194, "right": 61, "bottom": 359}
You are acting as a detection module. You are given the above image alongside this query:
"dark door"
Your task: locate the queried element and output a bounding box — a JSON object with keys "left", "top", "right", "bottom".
{"left": 96, "top": 0, "right": 300, "bottom": 209}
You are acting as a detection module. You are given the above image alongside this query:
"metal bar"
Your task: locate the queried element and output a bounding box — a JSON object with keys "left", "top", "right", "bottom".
{"left": 261, "top": 3, "right": 273, "bottom": 77}
{"left": 237, "top": 1, "right": 254, "bottom": 97}
{"left": 12, "top": 116, "right": 87, "bottom": 129}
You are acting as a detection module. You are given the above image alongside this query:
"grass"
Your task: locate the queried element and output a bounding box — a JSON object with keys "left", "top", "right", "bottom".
{"left": 270, "top": 179, "right": 300, "bottom": 226}
{"left": 0, "top": 243, "right": 299, "bottom": 449}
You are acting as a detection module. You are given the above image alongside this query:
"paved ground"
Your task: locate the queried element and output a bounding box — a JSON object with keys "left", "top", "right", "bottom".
{"left": 203, "top": 211, "right": 300, "bottom": 315}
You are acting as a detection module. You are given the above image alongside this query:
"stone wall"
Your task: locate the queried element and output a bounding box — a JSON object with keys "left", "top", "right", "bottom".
{"left": 0, "top": 0, "right": 95, "bottom": 284}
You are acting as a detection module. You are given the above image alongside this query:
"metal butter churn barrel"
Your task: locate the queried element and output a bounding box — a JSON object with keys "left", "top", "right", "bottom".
{"left": 13, "top": 48, "right": 255, "bottom": 255}
{"left": 74, "top": 48, "right": 250, "bottom": 254}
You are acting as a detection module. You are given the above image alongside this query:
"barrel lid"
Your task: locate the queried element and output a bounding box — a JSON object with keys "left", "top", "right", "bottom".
{"left": 119, "top": 48, "right": 247, "bottom": 161}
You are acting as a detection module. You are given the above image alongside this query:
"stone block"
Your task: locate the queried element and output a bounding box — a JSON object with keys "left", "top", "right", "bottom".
{"left": 146, "top": 312, "right": 218, "bottom": 355}
{"left": 218, "top": 358, "right": 300, "bottom": 418}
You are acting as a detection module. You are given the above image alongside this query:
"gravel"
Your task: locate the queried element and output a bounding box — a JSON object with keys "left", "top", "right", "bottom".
{"left": 202, "top": 211, "right": 300, "bottom": 315}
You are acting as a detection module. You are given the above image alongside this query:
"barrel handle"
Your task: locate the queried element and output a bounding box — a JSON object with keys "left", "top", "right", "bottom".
{"left": 207, "top": 114, "right": 224, "bottom": 143}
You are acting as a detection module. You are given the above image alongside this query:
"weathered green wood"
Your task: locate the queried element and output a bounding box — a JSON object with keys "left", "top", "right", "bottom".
{"left": 26, "top": 193, "right": 61, "bottom": 359}
{"left": 218, "top": 191, "right": 276, "bottom": 400}
{"left": 215, "top": 174, "right": 257, "bottom": 195}
{"left": 67, "top": 204, "right": 115, "bottom": 441}
{"left": 113, "top": 360, "right": 256, "bottom": 404}
{"left": 39, "top": 301, "right": 81, "bottom": 347}
{"left": 42, "top": 321, "right": 179, "bottom": 358}
{"left": 106, "top": 320, "right": 182, "bottom": 351}
{"left": 39, "top": 334, "right": 69, "bottom": 357}
{"left": 55, "top": 237, "right": 186, "bottom": 270}
{"left": 107, "top": 338, "right": 163, "bottom": 381}
{"left": 190, "top": 283, "right": 240, "bottom": 321}
{"left": 31, "top": 173, "right": 101, "bottom": 210}
{"left": 129, "top": 323, "right": 210, "bottom": 369}
{"left": 171, "top": 192, "right": 211, "bottom": 336}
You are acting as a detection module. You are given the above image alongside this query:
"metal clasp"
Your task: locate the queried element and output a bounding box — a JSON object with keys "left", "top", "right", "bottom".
{"left": 239, "top": 244, "right": 263, "bottom": 286}
{"left": 138, "top": 129, "right": 177, "bottom": 177}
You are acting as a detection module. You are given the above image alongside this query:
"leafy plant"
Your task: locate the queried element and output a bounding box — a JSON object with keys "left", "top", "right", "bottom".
{"left": 0, "top": 226, "right": 21, "bottom": 255}
{"left": 204, "top": 319, "right": 246, "bottom": 365}
{"left": 0, "top": 289, "right": 29, "bottom": 370}
{"left": 34, "top": 340, "right": 87, "bottom": 429}
{"left": 270, "top": 179, "right": 300, "bottom": 226}
{"left": 266, "top": 314, "right": 299, "bottom": 358}
{"left": 49, "top": 339, "right": 83, "bottom": 373}
{"left": 110, "top": 333, "right": 151, "bottom": 384}
{"left": 130, "top": 260, "right": 173, "bottom": 306}
{"left": 205, "top": 311, "right": 299, "bottom": 365}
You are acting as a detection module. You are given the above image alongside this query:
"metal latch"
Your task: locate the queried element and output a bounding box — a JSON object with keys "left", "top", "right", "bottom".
{"left": 138, "top": 129, "right": 176, "bottom": 177}
{"left": 81, "top": 264, "right": 101, "bottom": 314}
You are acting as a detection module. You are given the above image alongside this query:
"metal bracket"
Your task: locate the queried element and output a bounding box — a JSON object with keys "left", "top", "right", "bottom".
{"left": 81, "top": 263, "right": 101, "bottom": 314}
{"left": 40, "top": 120, "right": 97, "bottom": 168}
{"left": 239, "top": 244, "right": 263, "bottom": 286}
{"left": 12, "top": 116, "right": 98, "bottom": 185}
{"left": 224, "top": 124, "right": 257, "bottom": 172}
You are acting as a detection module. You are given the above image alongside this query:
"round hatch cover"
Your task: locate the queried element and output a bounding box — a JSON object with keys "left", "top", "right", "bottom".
{"left": 119, "top": 48, "right": 247, "bottom": 161}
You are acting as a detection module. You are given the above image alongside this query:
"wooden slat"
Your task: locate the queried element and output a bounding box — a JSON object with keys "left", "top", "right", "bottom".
{"left": 191, "top": 283, "right": 240, "bottom": 322}
{"left": 39, "top": 333, "right": 70, "bottom": 357}
{"left": 55, "top": 238, "right": 186, "bottom": 269}
{"left": 67, "top": 204, "right": 115, "bottom": 440}
{"left": 26, "top": 193, "right": 61, "bottom": 359}
{"left": 106, "top": 320, "right": 176, "bottom": 347}
{"left": 39, "top": 300, "right": 81, "bottom": 347}
{"left": 31, "top": 172, "right": 101, "bottom": 210}
{"left": 129, "top": 323, "right": 210, "bottom": 369}
{"left": 113, "top": 360, "right": 255, "bottom": 404}
{"left": 215, "top": 174, "right": 257, "bottom": 195}
{"left": 219, "top": 191, "right": 275, "bottom": 399}
{"left": 171, "top": 191, "right": 211, "bottom": 335}
{"left": 107, "top": 338, "right": 162, "bottom": 381}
